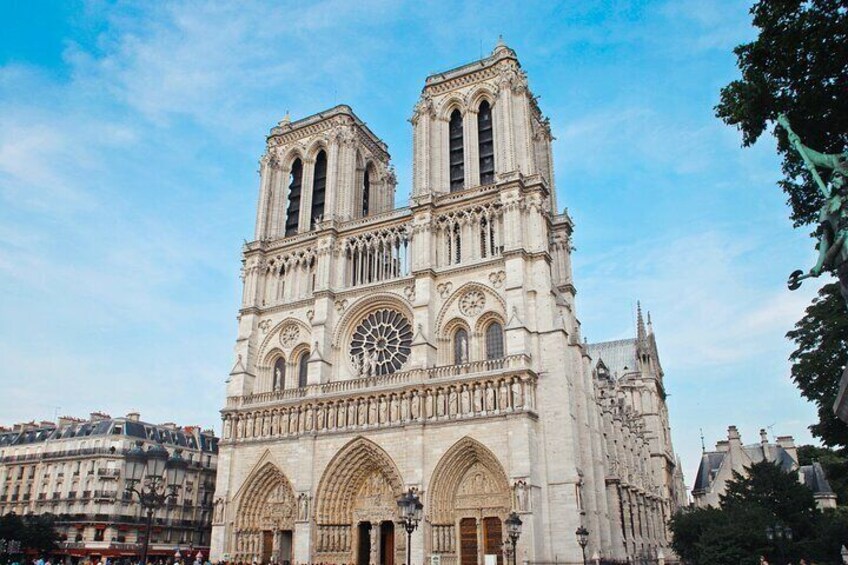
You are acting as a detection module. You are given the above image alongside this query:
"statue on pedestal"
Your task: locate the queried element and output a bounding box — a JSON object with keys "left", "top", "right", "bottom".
{"left": 779, "top": 114, "right": 848, "bottom": 307}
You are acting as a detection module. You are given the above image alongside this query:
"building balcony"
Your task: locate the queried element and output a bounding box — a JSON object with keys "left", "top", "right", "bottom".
{"left": 93, "top": 490, "right": 117, "bottom": 501}
{"left": 97, "top": 468, "right": 121, "bottom": 478}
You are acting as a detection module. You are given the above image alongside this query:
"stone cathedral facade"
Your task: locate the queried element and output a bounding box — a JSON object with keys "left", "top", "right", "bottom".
{"left": 211, "top": 42, "right": 686, "bottom": 565}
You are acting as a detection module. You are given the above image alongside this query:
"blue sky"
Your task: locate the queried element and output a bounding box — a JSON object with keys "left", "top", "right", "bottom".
{"left": 0, "top": 1, "right": 828, "bottom": 492}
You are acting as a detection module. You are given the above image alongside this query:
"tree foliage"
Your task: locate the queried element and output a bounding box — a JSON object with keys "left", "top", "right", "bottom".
{"left": 787, "top": 282, "right": 848, "bottom": 447}
{"left": 0, "top": 513, "right": 60, "bottom": 555}
{"left": 717, "top": 0, "right": 848, "bottom": 447}
{"left": 715, "top": 0, "right": 848, "bottom": 227}
{"left": 670, "top": 462, "right": 847, "bottom": 564}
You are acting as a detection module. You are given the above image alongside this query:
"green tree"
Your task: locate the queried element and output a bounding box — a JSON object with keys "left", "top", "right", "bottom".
{"left": 0, "top": 513, "right": 59, "bottom": 556}
{"left": 669, "top": 461, "right": 848, "bottom": 564}
{"left": 669, "top": 506, "right": 724, "bottom": 563}
{"left": 715, "top": 0, "right": 848, "bottom": 227}
{"left": 717, "top": 0, "right": 848, "bottom": 448}
{"left": 787, "top": 284, "right": 848, "bottom": 447}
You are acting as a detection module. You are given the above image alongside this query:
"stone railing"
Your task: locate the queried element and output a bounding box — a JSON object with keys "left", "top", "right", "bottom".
{"left": 221, "top": 359, "right": 536, "bottom": 442}
{"left": 227, "top": 354, "right": 531, "bottom": 409}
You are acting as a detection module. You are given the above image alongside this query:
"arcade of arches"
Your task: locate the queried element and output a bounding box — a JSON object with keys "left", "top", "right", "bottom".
{"left": 231, "top": 438, "right": 513, "bottom": 565}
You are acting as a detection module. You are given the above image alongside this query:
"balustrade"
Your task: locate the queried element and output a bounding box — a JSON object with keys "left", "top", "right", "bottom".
{"left": 222, "top": 369, "right": 536, "bottom": 442}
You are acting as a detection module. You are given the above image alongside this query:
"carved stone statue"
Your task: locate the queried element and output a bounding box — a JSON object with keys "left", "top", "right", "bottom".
{"left": 779, "top": 114, "right": 848, "bottom": 307}
{"left": 297, "top": 493, "right": 310, "bottom": 521}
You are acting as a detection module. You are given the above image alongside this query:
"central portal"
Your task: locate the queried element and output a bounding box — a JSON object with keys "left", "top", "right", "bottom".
{"left": 356, "top": 521, "right": 396, "bottom": 565}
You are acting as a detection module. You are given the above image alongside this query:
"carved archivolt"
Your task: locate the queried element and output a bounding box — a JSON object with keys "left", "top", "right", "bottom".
{"left": 428, "top": 437, "right": 511, "bottom": 524}
{"left": 315, "top": 437, "right": 404, "bottom": 526}
{"left": 236, "top": 462, "right": 297, "bottom": 531}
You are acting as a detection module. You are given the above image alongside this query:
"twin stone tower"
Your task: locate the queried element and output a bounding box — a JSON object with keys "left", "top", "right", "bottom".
{"left": 211, "top": 41, "right": 686, "bottom": 565}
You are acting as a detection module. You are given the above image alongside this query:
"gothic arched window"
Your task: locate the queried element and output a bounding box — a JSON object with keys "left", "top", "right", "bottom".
{"left": 311, "top": 150, "right": 327, "bottom": 229}
{"left": 485, "top": 322, "right": 504, "bottom": 360}
{"left": 454, "top": 328, "right": 469, "bottom": 365}
{"left": 285, "top": 159, "right": 303, "bottom": 237}
{"left": 362, "top": 166, "right": 371, "bottom": 217}
{"left": 273, "top": 357, "right": 286, "bottom": 391}
{"left": 297, "top": 351, "right": 309, "bottom": 388}
{"left": 449, "top": 109, "right": 464, "bottom": 192}
{"left": 478, "top": 100, "right": 495, "bottom": 184}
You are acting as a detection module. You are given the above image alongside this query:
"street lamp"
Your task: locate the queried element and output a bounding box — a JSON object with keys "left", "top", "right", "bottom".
{"left": 575, "top": 526, "right": 589, "bottom": 565}
{"left": 124, "top": 442, "right": 188, "bottom": 565}
{"left": 504, "top": 512, "right": 522, "bottom": 565}
{"left": 397, "top": 488, "right": 423, "bottom": 565}
{"left": 765, "top": 524, "right": 793, "bottom": 565}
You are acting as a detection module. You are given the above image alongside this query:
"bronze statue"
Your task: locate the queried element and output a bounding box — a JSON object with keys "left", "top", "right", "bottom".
{"left": 779, "top": 114, "right": 848, "bottom": 306}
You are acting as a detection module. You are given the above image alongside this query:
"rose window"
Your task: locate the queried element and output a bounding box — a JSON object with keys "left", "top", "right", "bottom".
{"left": 349, "top": 309, "right": 413, "bottom": 376}
{"left": 459, "top": 290, "right": 486, "bottom": 317}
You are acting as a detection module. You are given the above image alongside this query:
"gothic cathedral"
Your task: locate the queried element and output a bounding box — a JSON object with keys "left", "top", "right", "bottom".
{"left": 211, "top": 41, "right": 686, "bottom": 565}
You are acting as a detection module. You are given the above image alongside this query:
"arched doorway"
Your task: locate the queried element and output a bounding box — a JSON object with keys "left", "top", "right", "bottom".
{"left": 429, "top": 437, "right": 512, "bottom": 565}
{"left": 315, "top": 437, "right": 405, "bottom": 565}
{"left": 234, "top": 462, "right": 296, "bottom": 564}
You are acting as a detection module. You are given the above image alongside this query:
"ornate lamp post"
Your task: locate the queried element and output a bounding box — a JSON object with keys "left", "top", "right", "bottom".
{"left": 397, "top": 488, "right": 423, "bottom": 565}
{"left": 504, "top": 512, "right": 522, "bottom": 565}
{"left": 124, "top": 441, "right": 188, "bottom": 565}
{"left": 575, "top": 526, "right": 589, "bottom": 565}
{"left": 765, "top": 524, "right": 793, "bottom": 565}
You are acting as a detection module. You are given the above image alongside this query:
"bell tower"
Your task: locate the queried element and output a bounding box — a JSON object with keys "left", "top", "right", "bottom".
{"left": 254, "top": 105, "right": 396, "bottom": 242}
{"left": 410, "top": 39, "right": 556, "bottom": 212}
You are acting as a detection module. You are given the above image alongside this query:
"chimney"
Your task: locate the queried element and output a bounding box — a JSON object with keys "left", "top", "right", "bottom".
{"left": 58, "top": 416, "right": 82, "bottom": 426}
{"left": 716, "top": 440, "right": 730, "bottom": 453}
{"left": 728, "top": 425, "right": 742, "bottom": 446}
{"left": 776, "top": 435, "right": 798, "bottom": 464}
{"left": 126, "top": 412, "right": 140, "bottom": 422}
{"left": 760, "top": 429, "right": 769, "bottom": 444}
{"left": 89, "top": 412, "right": 111, "bottom": 422}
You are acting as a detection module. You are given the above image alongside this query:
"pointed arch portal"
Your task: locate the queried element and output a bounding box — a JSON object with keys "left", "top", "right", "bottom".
{"left": 234, "top": 462, "right": 296, "bottom": 564}
{"left": 428, "top": 437, "right": 511, "bottom": 565}
{"left": 315, "top": 437, "right": 405, "bottom": 565}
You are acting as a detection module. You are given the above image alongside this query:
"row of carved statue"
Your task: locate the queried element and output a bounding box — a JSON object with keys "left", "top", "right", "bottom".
{"left": 222, "top": 376, "right": 535, "bottom": 441}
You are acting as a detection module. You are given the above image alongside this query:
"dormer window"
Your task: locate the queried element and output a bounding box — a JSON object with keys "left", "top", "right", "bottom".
{"left": 449, "top": 109, "right": 464, "bottom": 192}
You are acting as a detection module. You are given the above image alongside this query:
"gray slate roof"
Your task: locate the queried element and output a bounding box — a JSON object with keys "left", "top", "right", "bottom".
{"left": 586, "top": 338, "right": 639, "bottom": 378}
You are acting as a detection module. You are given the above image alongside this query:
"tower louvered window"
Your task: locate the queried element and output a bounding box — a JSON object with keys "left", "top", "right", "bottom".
{"left": 478, "top": 100, "right": 495, "bottom": 184}
{"left": 285, "top": 159, "right": 303, "bottom": 236}
{"left": 311, "top": 150, "right": 327, "bottom": 229}
{"left": 449, "top": 109, "right": 464, "bottom": 192}
{"left": 362, "top": 167, "right": 371, "bottom": 217}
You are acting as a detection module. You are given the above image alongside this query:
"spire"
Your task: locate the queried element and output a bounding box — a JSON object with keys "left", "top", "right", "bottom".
{"left": 700, "top": 428, "right": 706, "bottom": 453}
{"left": 492, "top": 35, "right": 513, "bottom": 57}
{"left": 647, "top": 311, "right": 653, "bottom": 335}
{"left": 278, "top": 110, "right": 291, "bottom": 128}
{"left": 636, "top": 301, "right": 646, "bottom": 342}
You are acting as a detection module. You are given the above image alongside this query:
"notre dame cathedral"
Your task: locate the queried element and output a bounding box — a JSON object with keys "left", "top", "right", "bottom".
{"left": 211, "top": 40, "right": 687, "bottom": 565}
